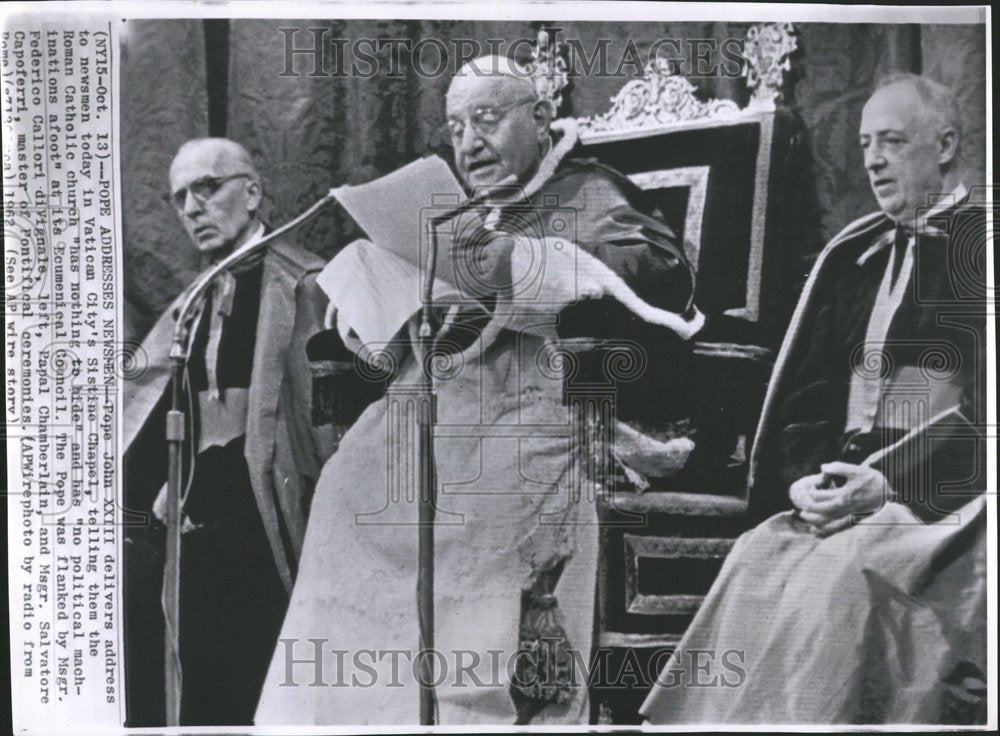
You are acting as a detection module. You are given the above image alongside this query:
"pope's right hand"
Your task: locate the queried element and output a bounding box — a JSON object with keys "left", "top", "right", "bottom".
{"left": 455, "top": 228, "right": 516, "bottom": 296}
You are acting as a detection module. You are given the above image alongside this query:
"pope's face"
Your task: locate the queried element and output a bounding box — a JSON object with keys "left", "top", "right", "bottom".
{"left": 446, "top": 74, "right": 546, "bottom": 190}
{"left": 168, "top": 144, "right": 261, "bottom": 253}
{"left": 859, "top": 82, "right": 947, "bottom": 222}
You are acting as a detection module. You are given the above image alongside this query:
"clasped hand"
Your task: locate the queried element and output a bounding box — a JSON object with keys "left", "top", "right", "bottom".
{"left": 453, "top": 226, "right": 517, "bottom": 296}
{"left": 789, "top": 462, "right": 892, "bottom": 537}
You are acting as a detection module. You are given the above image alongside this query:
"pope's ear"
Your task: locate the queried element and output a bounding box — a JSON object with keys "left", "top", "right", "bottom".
{"left": 938, "top": 127, "right": 959, "bottom": 167}
{"left": 532, "top": 99, "right": 552, "bottom": 139}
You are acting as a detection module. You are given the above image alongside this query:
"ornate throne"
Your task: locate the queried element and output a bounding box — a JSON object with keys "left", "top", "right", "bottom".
{"left": 548, "top": 23, "right": 803, "bottom": 723}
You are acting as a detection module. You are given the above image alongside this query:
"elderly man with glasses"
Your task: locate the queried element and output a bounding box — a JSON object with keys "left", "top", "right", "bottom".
{"left": 123, "top": 138, "right": 334, "bottom": 726}
{"left": 254, "top": 56, "right": 701, "bottom": 727}
{"left": 440, "top": 55, "right": 698, "bottom": 314}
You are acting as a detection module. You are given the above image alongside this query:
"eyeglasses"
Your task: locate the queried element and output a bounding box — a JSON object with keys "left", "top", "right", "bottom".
{"left": 171, "top": 173, "right": 251, "bottom": 210}
{"left": 442, "top": 97, "right": 536, "bottom": 143}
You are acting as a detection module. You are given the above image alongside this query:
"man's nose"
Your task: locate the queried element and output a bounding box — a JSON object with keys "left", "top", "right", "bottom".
{"left": 864, "top": 144, "right": 886, "bottom": 171}
{"left": 458, "top": 123, "right": 485, "bottom": 154}
{"left": 180, "top": 190, "right": 204, "bottom": 217}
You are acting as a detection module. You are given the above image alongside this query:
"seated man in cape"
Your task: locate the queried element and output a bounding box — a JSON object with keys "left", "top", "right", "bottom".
{"left": 123, "top": 138, "right": 334, "bottom": 725}
{"left": 641, "top": 74, "right": 988, "bottom": 725}
{"left": 254, "top": 55, "right": 704, "bottom": 725}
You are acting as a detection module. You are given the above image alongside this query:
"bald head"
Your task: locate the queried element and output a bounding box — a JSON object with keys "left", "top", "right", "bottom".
{"left": 447, "top": 55, "right": 538, "bottom": 104}
{"left": 169, "top": 138, "right": 260, "bottom": 188}
{"left": 445, "top": 56, "right": 550, "bottom": 190}
{"left": 859, "top": 75, "right": 962, "bottom": 223}
{"left": 169, "top": 138, "right": 262, "bottom": 253}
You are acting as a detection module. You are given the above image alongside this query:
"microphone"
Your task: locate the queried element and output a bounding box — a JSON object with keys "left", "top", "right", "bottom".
{"left": 421, "top": 116, "right": 580, "bottom": 297}
{"left": 420, "top": 174, "right": 522, "bottom": 336}
{"left": 427, "top": 174, "right": 521, "bottom": 225}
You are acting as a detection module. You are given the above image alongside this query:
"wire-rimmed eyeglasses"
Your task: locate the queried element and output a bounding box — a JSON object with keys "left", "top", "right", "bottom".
{"left": 171, "top": 173, "right": 251, "bottom": 211}
{"left": 441, "top": 97, "right": 536, "bottom": 143}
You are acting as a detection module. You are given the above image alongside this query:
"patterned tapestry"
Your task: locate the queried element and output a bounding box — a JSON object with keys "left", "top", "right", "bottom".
{"left": 121, "top": 20, "right": 986, "bottom": 342}
{"left": 121, "top": 19, "right": 209, "bottom": 340}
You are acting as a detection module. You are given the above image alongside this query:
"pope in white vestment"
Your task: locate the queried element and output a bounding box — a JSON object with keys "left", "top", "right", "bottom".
{"left": 254, "top": 56, "right": 704, "bottom": 725}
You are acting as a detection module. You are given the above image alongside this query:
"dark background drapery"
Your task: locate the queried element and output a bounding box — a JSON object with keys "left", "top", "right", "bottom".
{"left": 121, "top": 19, "right": 986, "bottom": 342}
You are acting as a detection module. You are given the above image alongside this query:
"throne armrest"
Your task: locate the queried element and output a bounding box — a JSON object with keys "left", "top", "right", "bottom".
{"left": 306, "top": 328, "right": 390, "bottom": 429}
{"left": 600, "top": 490, "right": 748, "bottom": 517}
{"left": 549, "top": 331, "right": 774, "bottom": 496}
{"left": 548, "top": 335, "right": 773, "bottom": 422}
{"left": 546, "top": 336, "right": 646, "bottom": 399}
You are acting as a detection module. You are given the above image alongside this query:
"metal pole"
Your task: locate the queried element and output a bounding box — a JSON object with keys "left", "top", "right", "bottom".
{"left": 408, "top": 170, "right": 559, "bottom": 723}
{"left": 163, "top": 357, "right": 185, "bottom": 726}
{"left": 416, "top": 374, "right": 437, "bottom": 724}
{"left": 158, "top": 191, "right": 336, "bottom": 726}
{"left": 416, "top": 220, "right": 440, "bottom": 725}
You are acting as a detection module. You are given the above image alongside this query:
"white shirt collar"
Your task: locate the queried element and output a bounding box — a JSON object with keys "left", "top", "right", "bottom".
{"left": 914, "top": 182, "right": 967, "bottom": 233}
{"left": 857, "top": 183, "right": 967, "bottom": 265}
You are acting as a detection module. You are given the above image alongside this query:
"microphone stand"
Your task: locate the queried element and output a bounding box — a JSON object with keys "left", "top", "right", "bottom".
{"left": 414, "top": 174, "right": 553, "bottom": 724}
{"left": 416, "top": 184, "right": 524, "bottom": 725}
{"left": 413, "top": 121, "right": 578, "bottom": 724}
{"left": 416, "top": 216, "right": 440, "bottom": 726}
{"left": 162, "top": 192, "right": 336, "bottom": 726}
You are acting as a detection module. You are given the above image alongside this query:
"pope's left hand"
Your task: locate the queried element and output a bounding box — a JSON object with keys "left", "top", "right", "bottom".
{"left": 795, "top": 461, "right": 893, "bottom": 537}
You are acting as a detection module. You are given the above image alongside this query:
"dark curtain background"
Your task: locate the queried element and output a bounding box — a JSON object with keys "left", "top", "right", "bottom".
{"left": 121, "top": 19, "right": 986, "bottom": 343}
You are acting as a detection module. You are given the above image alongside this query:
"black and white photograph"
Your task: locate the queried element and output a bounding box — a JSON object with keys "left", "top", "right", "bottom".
{"left": 2, "top": 2, "right": 995, "bottom": 733}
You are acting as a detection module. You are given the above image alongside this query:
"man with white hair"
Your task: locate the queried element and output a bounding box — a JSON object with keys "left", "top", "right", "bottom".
{"left": 123, "top": 138, "right": 333, "bottom": 725}
{"left": 641, "top": 73, "right": 987, "bottom": 725}
{"left": 254, "top": 56, "right": 702, "bottom": 725}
